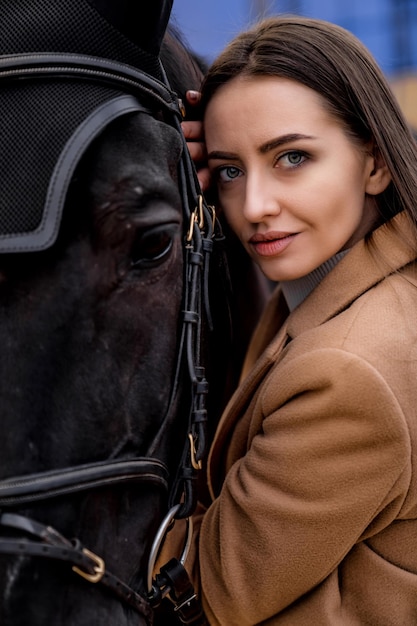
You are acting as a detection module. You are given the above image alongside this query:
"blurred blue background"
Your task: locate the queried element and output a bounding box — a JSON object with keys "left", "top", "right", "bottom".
{"left": 170, "top": 0, "right": 417, "bottom": 127}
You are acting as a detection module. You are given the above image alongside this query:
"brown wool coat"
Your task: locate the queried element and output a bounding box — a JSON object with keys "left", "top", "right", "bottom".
{"left": 187, "top": 212, "right": 417, "bottom": 625}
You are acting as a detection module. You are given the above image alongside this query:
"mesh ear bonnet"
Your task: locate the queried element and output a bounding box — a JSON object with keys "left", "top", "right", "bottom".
{"left": 0, "top": 0, "right": 172, "bottom": 253}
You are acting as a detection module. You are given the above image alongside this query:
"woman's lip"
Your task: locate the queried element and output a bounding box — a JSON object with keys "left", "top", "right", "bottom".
{"left": 249, "top": 232, "right": 297, "bottom": 257}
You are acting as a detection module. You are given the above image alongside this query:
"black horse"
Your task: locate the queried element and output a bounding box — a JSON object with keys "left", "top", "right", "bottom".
{"left": 0, "top": 1, "right": 269, "bottom": 624}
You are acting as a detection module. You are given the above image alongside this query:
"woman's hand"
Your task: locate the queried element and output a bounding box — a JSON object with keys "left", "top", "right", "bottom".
{"left": 181, "top": 90, "right": 211, "bottom": 191}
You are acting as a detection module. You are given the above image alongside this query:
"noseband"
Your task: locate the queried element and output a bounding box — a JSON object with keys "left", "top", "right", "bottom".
{"left": 0, "top": 52, "right": 221, "bottom": 625}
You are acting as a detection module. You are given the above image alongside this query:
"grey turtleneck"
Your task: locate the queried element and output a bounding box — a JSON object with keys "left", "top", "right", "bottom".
{"left": 280, "top": 250, "right": 349, "bottom": 312}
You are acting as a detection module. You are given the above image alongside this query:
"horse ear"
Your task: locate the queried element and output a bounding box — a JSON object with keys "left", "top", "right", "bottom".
{"left": 87, "top": 0, "right": 173, "bottom": 56}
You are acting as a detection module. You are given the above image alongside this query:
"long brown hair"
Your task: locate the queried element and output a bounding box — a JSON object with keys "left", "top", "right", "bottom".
{"left": 200, "top": 16, "right": 417, "bottom": 240}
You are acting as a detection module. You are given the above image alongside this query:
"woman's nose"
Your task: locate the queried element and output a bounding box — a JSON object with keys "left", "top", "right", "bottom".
{"left": 242, "top": 175, "right": 281, "bottom": 223}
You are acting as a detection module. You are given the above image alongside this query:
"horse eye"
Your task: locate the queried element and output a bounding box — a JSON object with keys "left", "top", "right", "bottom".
{"left": 130, "top": 227, "right": 174, "bottom": 269}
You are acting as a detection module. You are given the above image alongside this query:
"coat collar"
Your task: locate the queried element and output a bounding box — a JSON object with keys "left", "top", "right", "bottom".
{"left": 208, "top": 212, "right": 416, "bottom": 495}
{"left": 287, "top": 211, "right": 415, "bottom": 339}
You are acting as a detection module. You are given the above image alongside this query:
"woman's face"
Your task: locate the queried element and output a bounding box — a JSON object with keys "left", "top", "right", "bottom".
{"left": 204, "top": 76, "right": 386, "bottom": 281}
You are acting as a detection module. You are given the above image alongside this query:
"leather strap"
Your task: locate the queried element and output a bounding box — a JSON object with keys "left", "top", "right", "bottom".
{"left": 155, "top": 558, "right": 207, "bottom": 625}
{"left": 0, "top": 53, "right": 182, "bottom": 120}
{"left": 0, "top": 513, "right": 153, "bottom": 622}
{"left": 0, "top": 457, "right": 168, "bottom": 506}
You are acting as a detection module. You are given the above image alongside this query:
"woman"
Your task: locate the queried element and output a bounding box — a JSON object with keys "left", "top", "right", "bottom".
{"left": 181, "top": 15, "right": 417, "bottom": 625}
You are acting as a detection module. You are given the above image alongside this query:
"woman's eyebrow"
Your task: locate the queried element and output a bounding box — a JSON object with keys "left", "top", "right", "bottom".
{"left": 207, "top": 133, "right": 316, "bottom": 161}
{"left": 207, "top": 150, "right": 239, "bottom": 161}
{"left": 259, "top": 133, "right": 316, "bottom": 154}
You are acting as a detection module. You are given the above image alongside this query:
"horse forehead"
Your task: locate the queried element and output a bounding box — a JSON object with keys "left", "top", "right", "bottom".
{"left": 94, "top": 112, "right": 184, "bottom": 175}
{"left": 126, "top": 112, "right": 182, "bottom": 148}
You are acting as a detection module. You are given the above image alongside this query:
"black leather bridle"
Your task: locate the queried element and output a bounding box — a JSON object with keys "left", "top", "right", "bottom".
{"left": 0, "top": 52, "right": 221, "bottom": 625}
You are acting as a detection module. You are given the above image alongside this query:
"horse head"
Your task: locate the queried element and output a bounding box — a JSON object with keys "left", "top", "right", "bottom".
{"left": 0, "top": 1, "right": 220, "bottom": 624}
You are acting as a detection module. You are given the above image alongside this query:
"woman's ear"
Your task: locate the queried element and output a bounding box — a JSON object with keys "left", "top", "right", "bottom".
{"left": 365, "top": 148, "right": 391, "bottom": 195}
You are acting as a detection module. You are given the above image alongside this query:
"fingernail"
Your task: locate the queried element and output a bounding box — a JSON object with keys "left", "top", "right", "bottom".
{"left": 187, "top": 90, "right": 200, "bottom": 101}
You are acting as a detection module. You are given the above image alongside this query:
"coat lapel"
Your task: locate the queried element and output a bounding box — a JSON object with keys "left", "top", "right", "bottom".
{"left": 208, "top": 319, "right": 290, "bottom": 495}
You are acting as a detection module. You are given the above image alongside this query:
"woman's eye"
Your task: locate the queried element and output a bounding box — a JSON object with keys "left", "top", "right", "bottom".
{"left": 277, "top": 151, "right": 307, "bottom": 168}
{"left": 130, "top": 226, "right": 174, "bottom": 269}
{"left": 217, "top": 165, "right": 242, "bottom": 183}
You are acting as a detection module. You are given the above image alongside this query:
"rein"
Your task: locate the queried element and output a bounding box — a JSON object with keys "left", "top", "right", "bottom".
{"left": 0, "top": 52, "right": 219, "bottom": 625}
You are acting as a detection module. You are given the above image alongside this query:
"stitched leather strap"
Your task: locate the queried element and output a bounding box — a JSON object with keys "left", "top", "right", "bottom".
{"left": 0, "top": 53, "right": 182, "bottom": 119}
{"left": 0, "top": 457, "right": 168, "bottom": 506}
{"left": 0, "top": 513, "right": 153, "bottom": 622}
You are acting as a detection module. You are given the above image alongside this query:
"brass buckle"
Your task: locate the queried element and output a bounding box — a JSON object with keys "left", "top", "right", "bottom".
{"left": 178, "top": 98, "right": 186, "bottom": 118}
{"left": 187, "top": 209, "right": 198, "bottom": 242}
{"left": 196, "top": 194, "right": 204, "bottom": 229}
{"left": 208, "top": 204, "right": 216, "bottom": 232}
{"left": 188, "top": 433, "right": 202, "bottom": 470}
{"left": 186, "top": 195, "right": 205, "bottom": 242}
{"left": 72, "top": 548, "right": 105, "bottom": 583}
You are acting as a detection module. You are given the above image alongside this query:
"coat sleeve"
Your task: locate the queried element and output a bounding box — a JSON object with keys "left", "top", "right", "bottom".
{"left": 189, "top": 348, "right": 411, "bottom": 625}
